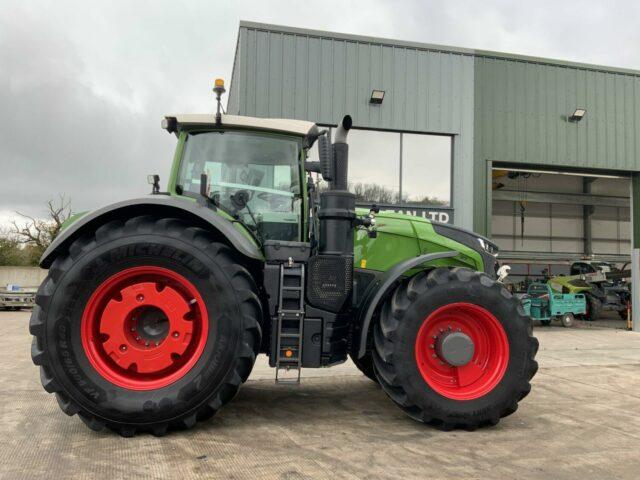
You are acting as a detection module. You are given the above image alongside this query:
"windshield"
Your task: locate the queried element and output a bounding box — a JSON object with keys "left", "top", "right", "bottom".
{"left": 177, "top": 130, "right": 302, "bottom": 241}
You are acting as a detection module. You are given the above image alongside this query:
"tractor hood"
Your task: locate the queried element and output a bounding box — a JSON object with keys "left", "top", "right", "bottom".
{"left": 354, "top": 209, "right": 497, "bottom": 274}
{"left": 364, "top": 209, "right": 497, "bottom": 254}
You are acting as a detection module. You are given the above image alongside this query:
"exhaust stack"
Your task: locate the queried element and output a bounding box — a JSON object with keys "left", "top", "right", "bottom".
{"left": 330, "top": 115, "right": 352, "bottom": 191}
{"left": 318, "top": 115, "right": 355, "bottom": 257}
{"left": 308, "top": 115, "right": 356, "bottom": 313}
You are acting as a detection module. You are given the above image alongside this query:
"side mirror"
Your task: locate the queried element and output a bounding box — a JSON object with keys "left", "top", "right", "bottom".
{"left": 317, "top": 134, "right": 333, "bottom": 181}
{"left": 147, "top": 174, "right": 160, "bottom": 194}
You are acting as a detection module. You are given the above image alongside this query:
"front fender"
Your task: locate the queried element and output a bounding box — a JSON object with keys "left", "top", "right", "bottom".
{"left": 354, "top": 251, "right": 458, "bottom": 358}
{"left": 40, "top": 195, "right": 263, "bottom": 268}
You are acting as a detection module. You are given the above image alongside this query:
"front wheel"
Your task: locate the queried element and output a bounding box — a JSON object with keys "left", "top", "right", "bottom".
{"left": 561, "top": 313, "right": 575, "bottom": 328}
{"left": 30, "top": 216, "right": 262, "bottom": 436}
{"left": 349, "top": 351, "right": 378, "bottom": 383}
{"left": 373, "top": 268, "right": 538, "bottom": 430}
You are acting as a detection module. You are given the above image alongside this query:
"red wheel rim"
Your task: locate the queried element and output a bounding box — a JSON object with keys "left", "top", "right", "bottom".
{"left": 415, "top": 303, "right": 509, "bottom": 401}
{"left": 81, "top": 266, "right": 208, "bottom": 391}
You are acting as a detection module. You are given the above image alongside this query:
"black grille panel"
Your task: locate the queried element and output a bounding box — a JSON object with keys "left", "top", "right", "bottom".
{"left": 307, "top": 255, "right": 353, "bottom": 313}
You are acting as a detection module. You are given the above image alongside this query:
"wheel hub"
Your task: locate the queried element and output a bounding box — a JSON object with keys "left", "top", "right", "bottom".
{"left": 415, "top": 303, "right": 509, "bottom": 401}
{"left": 132, "top": 306, "right": 170, "bottom": 343}
{"left": 435, "top": 331, "right": 475, "bottom": 366}
{"left": 81, "top": 266, "right": 209, "bottom": 391}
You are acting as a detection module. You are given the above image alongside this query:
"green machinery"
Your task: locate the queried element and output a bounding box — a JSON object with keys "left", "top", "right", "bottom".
{"left": 521, "top": 282, "right": 586, "bottom": 328}
{"left": 549, "top": 261, "right": 631, "bottom": 321}
{"left": 30, "top": 79, "right": 537, "bottom": 436}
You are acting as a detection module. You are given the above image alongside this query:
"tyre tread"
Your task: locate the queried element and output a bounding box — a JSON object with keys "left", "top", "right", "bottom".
{"left": 372, "top": 267, "right": 538, "bottom": 430}
{"left": 29, "top": 215, "right": 262, "bottom": 436}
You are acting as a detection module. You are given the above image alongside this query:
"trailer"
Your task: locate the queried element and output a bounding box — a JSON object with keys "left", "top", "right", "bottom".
{"left": 0, "top": 285, "right": 36, "bottom": 310}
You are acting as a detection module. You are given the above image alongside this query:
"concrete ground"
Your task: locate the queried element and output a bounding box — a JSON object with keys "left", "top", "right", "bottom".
{"left": 1, "top": 311, "right": 640, "bottom": 479}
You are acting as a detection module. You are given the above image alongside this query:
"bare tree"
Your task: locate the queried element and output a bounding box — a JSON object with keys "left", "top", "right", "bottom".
{"left": 10, "top": 195, "right": 72, "bottom": 254}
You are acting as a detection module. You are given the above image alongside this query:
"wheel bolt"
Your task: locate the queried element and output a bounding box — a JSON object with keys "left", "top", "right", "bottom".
{"left": 432, "top": 353, "right": 437, "bottom": 358}
{"left": 119, "top": 345, "right": 127, "bottom": 352}
{"left": 135, "top": 336, "right": 140, "bottom": 341}
{"left": 172, "top": 332, "right": 179, "bottom": 338}
{"left": 131, "top": 327, "right": 136, "bottom": 332}
{"left": 145, "top": 341, "right": 150, "bottom": 347}
{"left": 136, "top": 294, "right": 144, "bottom": 302}
{"left": 154, "top": 341, "right": 159, "bottom": 346}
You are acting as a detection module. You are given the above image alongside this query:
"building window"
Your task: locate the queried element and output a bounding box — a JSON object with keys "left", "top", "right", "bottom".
{"left": 308, "top": 127, "right": 452, "bottom": 208}
{"left": 401, "top": 134, "right": 451, "bottom": 207}
{"left": 347, "top": 129, "right": 401, "bottom": 203}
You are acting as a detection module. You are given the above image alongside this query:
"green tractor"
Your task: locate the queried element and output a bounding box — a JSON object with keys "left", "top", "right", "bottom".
{"left": 30, "top": 80, "right": 537, "bottom": 436}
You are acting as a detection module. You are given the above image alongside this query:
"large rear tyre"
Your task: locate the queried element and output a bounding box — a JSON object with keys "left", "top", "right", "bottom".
{"left": 372, "top": 267, "right": 538, "bottom": 430}
{"left": 30, "top": 216, "right": 262, "bottom": 436}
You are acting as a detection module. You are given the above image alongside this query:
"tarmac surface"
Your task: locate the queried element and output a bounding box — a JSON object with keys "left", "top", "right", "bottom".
{"left": 1, "top": 310, "right": 640, "bottom": 479}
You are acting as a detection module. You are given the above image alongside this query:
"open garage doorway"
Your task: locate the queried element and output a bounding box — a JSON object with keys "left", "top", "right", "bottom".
{"left": 490, "top": 165, "right": 631, "bottom": 329}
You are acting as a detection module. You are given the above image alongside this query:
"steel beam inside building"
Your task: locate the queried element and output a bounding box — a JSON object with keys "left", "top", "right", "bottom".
{"left": 493, "top": 190, "right": 629, "bottom": 208}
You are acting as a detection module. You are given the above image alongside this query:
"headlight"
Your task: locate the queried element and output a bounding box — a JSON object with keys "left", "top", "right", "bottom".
{"left": 477, "top": 237, "right": 499, "bottom": 257}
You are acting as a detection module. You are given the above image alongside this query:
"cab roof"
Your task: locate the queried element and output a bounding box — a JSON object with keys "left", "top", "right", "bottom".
{"left": 165, "top": 114, "right": 317, "bottom": 137}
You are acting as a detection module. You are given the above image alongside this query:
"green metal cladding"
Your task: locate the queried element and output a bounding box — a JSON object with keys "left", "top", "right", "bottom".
{"left": 229, "top": 21, "right": 640, "bottom": 237}
{"left": 473, "top": 56, "right": 640, "bottom": 234}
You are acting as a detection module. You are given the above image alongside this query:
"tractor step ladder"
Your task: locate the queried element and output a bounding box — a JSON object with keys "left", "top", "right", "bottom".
{"left": 275, "top": 260, "right": 305, "bottom": 384}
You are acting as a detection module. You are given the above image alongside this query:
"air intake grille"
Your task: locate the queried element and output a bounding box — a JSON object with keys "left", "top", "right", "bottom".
{"left": 307, "top": 255, "right": 353, "bottom": 313}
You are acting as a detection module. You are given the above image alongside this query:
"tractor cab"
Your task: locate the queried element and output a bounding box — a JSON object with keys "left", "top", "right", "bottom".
{"left": 164, "top": 114, "right": 319, "bottom": 242}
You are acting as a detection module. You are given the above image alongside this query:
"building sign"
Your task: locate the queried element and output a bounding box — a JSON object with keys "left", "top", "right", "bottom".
{"left": 357, "top": 203, "right": 454, "bottom": 224}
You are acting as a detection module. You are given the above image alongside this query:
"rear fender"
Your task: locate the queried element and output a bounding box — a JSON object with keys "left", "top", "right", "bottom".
{"left": 40, "top": 196, "right": 263, "bottom": 268}
{"left": 354, "top": 251, "right": 458, "bottom": 358}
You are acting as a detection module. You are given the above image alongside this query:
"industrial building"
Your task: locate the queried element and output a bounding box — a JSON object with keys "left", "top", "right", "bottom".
{"left": 228, "top": 21, "right": 640, "bottom": 328}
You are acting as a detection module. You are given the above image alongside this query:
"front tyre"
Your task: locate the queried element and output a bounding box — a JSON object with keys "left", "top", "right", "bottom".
{"left": 350, "top": 351, "right": 378, "bottom": 383}
{"left": 373, "top": 268, "right": 538, "bottom": 430}
{"left": 30, "top": 216, "right": 262, "bottom": 436}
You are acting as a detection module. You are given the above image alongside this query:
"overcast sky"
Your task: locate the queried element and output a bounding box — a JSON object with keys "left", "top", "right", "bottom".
{"left": 2, "top": 0, "right": 640, "bottom": 225}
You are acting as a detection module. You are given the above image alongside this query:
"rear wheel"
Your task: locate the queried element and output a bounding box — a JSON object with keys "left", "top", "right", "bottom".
{"left": 30, "top": 216, "right": 262, "bottom": 436}
{"left": 373, "top": 267, "right": 538, "bottom": 429}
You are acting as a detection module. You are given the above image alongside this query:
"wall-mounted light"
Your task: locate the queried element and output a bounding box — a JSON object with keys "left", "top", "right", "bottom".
{"left": 369, "top": 90, "right": 385, "bottom": 105}
{"left": 569, "top": 108, "right": 587, "bottom": 122}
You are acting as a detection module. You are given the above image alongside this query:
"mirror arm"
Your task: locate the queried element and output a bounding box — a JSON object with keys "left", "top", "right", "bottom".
{"left": 304, "top": 161, "right": 322, "bottom": 174}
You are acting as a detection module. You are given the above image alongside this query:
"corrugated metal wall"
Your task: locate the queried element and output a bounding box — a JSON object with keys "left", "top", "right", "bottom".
{"left": 229, "top": 22, "right": 640, "bottom": 235}
{"left": 475, "top": 57, "right": 640, "bottom": 170}
{"left": 229, "top": 22, "right": 477, "bottom": 228}
{"left": 473, "top": 57, "right": 640, "bottom": 234}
